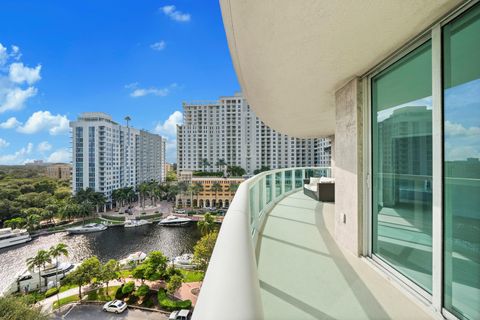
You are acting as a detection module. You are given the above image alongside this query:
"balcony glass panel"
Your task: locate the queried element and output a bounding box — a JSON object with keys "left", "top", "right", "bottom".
{"left": 275, "top": 172, "right": 282, "bottom": 197}
{"left": 284, "top": 170, "right": 292, "bottom": 192}
{"left": 372, "top": 40, "right": 433, "bottom": 292}
{"left": 266, "top": 174, "right": 273, "bottom": 204}
{"left": 443, "top": 4, "right": 480, "bottom": 318}
{"left": 249, "top": 184, "right": 258, "bottom": 228}
{"left": 295, "top": 169, "right": 303, "bottom": 188}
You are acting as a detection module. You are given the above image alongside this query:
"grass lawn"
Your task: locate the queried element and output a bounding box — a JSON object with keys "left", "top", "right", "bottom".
{"left": 86, "top": 286, "right": 120, "bottom": 302}
{"left": 52, "top": 294, "right": 80, "bottom": 309}
{"left": 180, "top": 270, "right": 204, "bottom": 282}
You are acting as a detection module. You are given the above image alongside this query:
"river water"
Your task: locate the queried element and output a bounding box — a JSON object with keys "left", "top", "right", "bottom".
{"left": 0, "top": 224, "right": 201, "bottom": 294}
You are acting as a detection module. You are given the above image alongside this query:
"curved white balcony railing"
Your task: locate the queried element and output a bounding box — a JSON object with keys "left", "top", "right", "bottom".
{"left": 192, "top": 167, "right": 332, "bottom": 320}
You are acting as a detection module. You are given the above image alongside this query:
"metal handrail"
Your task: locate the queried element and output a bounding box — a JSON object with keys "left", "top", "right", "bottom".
{"left": 192, "top": 167, "right": 331, "bottom": 320}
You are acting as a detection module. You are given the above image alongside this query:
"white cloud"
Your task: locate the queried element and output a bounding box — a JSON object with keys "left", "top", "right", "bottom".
{"left": 0, "top": 117, "right": 21, "bottom": 129}
{"left": 9, "top": 62, "right": 42, "bottom": 84}
{"left": 154, "top": 111, "right": 182, "bottom": 137}
{"left": 0, "top": 138, "right": 9, "bottom": 148}
{"left": 0, "top": 142, "right": 34, "bottom": 165}
{"left": 17, "top": 111, "right": 70, "bottom": 135}
{"left": 161, "top": 5, "right": 191, "bottom": 22}
{"left": 0, "top": 43, "right": 7, "bottom": 66}
{"left": 47, "top": 148, "right": 70, "bottom": 163}
{"left": 150, "top": 41, "right": 166, "bottom": 51}
{"left": 37, "top": 141, "right": 52, "bottom": 152}
{"left": 154, "top": 111, "right": 182, "bottom": 163}
{"left": 445, "top": 121, "right": 480, "bottom": 138}
{"left": 0, "top": 86, "right": 37, "bottom": 113}
{"left": 128, "top": 83, "right": 177, "bottom": 98}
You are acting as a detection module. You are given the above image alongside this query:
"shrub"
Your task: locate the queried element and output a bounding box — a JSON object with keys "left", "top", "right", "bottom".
{"left": 122, "top": 281, "right": 135, "bottom": 295}
{"left": 135, "top": 284, "right": 150, "bottom": 297}
{"left": 187, "top": 211, "right": 196, "bottom": 216}
{"left": 45, "top": 287, "right": 59, "bottom": 298}
{"left": 157, "top": 289, "right": 192, "bottom": 311}
{"left": 141, "top": 212, "right": 146, "bottom": 215}
{"left": 142, "top": 298, "right": 154, "bottom": 308}
{"left": 115, "top": 285, "right": 125, "bottom": 299}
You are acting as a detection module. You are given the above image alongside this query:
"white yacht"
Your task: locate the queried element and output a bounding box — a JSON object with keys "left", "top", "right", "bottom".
{"left": 119, "top": 251, "right": 147, "bottom": 268}
{"left": 158, "top": 215, "right": 192, "bottom": 226}
{"left": 171, "top": 253, "right": 197, "bottom": 269}
{"left": 124, "top": 219, "right": 151, "bottom": 228}
{"left": 66, "top": 223, "right": 107, "bottom": 234}
{"left": 3, "top": 260, "right": 75, "bottom": 295}
{"left": 0, "top": 228, "right": 31, "bottom": 249}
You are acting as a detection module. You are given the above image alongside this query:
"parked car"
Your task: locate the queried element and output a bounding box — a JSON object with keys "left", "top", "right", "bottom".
{"left": 102, "top": 300, "right": 127, "bottom": 314}
{"left": 169, "top": 309, "right": 191, "bottom": 320}
{"left": 175, "top": 209, "right": 186, "bottom": 214}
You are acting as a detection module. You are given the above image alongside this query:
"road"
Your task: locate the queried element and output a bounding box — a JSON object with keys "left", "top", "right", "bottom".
{"left": 53, "top": 304, "right": 168, "bottom": 320}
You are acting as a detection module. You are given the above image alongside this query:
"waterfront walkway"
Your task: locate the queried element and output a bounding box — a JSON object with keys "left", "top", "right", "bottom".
{"left": 257, "top": 191, "right": 431, "bottom": 320}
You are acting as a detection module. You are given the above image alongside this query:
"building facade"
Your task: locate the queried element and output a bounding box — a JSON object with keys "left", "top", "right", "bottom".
{"left": 45, "top": 163, "right": 71, "bottom": 180}
{"left": 176, "top": 172, "right": 244, "bottom": 208}
{"left": 177, "top": 93, "right": 331, "bottom": 175}
{"left": 70, "top": 112, "right": 166, "bottom": 203}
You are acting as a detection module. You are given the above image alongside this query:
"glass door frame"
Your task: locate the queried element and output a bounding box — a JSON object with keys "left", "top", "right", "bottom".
{"left": 361, "top": 1, "right": 479, "bottom": 319}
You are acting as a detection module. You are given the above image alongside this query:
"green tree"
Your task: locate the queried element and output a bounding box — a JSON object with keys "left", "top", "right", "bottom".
{"left": 135, "top": 284, "right": 150, "bottom": 300}
{"left": 166, "top": 170, "right": 177, "bottom": 182}
{"left": 131, "top": 263, "right": 148, "bottom": 284}
{"left": 197, "top": 213, "right": 216, "bottom": 236}
{"left": 49, "top": 243, "right": 69, "bottom": 305}
{"left": 143, "top": 251, "right": 168, "bottom": 281}
{"left": 227, "top": 165, "right": 246, "bottom": 177}
{"left": 4, "top": 217, "right": 26, "bottom": 229}
{"left": 24, "top": 214, "right": 41, "bottom": 231}
{"left": 228, "top": 182, "right": 240, "bottom": 194}
{"left": 26, "top": 250, "right": 52, "bottom": 290}
{"left": 122, "top": 281, "right": 135, "bottom": 295}
{"left": 193, "top": 231, "right": 219, "bottom": 272}
{"left": 100, "top": 259, "right": 120, "bottom": 296}
{"left": 63, "top": 256, "right": 101, "bottom": 299}
{"left": 0, "top": 296, "right": 48, "bottom": 320}
{"left": 192, "top": 182, "right": 204, "bottom": 207}
{"left": 166, "top": 275, "right": 183, "bottom": 295}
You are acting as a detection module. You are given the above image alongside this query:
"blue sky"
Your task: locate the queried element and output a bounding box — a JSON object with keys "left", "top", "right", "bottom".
{"left": 0, "top": 0, "right": 239, "bottom": 164}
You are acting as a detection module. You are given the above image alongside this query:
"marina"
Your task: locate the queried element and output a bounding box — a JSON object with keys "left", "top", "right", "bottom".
{"left": 0, "top": 222, "right": 201, "bottom": 295}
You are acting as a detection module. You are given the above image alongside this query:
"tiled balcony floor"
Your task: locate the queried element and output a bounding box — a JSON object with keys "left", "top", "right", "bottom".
{"left": 256, "top": 191, "right": 431, "bottom": 320}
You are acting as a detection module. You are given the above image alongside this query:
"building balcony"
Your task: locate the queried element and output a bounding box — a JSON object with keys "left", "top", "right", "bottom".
{"left": 193, "top": 167, "right": 431, "bottom": 320}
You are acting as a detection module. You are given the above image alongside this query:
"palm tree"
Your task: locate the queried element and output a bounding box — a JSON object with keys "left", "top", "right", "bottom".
{"left": 26, "top": 250, "right": 52, "bottom": 291}
{"left": 138, "top": 182, "right": 150, "bottom": 208}
{"left": 210, "top": 182, "right": 223, "bottom": 207}
{"left": 197, "top": 213, "right": 216, "bottom": 235}
{"left": 49, "top": 243, "right": 69, "bottom": 305}
{"left": 25, "top": 214, "right": 40, "bottom": 231}
{"left": 229, "top": 182, "right": 240, "bottom": 194}
{"left": 201, "top": 158, "right": 210, "bottom": 172}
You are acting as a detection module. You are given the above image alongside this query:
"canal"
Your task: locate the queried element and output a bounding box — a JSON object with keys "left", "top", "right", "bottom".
{"left": 0, "top": 223, "right": 201, "bottom": 294}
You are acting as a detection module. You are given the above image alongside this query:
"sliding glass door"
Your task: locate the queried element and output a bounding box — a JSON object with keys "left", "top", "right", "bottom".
{"left": 443, "top": 4, "right": 480, "bottom": 319}
{"left": 371, "top": 41, "right": 433, "bottom": 292}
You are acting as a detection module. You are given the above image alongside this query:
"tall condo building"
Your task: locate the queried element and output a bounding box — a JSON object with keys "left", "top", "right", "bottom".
{"left": 177, "top": 93, "right": 331, "bottom": 175}
{"left": 70, "top": 112, "right": 166, "bottom": 204}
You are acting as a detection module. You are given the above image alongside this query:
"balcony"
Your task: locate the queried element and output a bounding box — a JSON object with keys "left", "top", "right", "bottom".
{"left": 193, "top": 167, "right": 430, "bottom": 320}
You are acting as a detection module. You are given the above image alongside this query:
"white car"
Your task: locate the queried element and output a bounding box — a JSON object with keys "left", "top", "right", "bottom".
{"left": 102, "top": 300, "right": 127, "bottom": 314}
{"left": 175, "top": 209, "right": 186, "bottom": 214}
{"left": 169, "top": 309, "right": 191, "bottom": 320}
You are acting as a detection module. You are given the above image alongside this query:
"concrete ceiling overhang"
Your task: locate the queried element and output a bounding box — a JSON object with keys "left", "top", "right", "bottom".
{"left": 220, "top": 0, "right": 461, "bottom": 138}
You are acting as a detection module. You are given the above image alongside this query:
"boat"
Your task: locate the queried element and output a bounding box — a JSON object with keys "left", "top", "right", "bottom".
{"left": 124, "top": 219, "right": 151, "bottom": 228}
{"left": 0, "top": 228, "right": 31, "bottom": 249}
{"left": 3, "top": 260, "right": 76, "bottom": 295}
{"left": 170, "top": 253, "right": 197, "bottom": 269}
{"left": 119, "top": 251, "right": 147, "bottom": 268}
{"left": 66, "top": 223, "right": 107, "bottom": 234}
{"left": 158, "top": 215, "right": 192, "bottom": 226}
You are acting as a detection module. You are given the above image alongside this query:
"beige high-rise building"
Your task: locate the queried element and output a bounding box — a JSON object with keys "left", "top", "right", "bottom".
{"left": 45, "top": 163, "right": 71, "bottom": 180}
